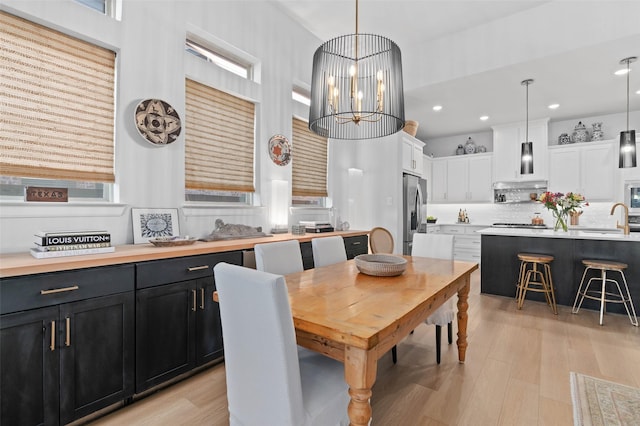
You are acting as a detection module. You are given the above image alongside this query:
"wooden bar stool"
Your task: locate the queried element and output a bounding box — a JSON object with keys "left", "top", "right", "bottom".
{"left": 516, "top": 253, "right": 557, "bottom": 314}
{"left": 572, "top": 260, "right": 638, "bottom": 326}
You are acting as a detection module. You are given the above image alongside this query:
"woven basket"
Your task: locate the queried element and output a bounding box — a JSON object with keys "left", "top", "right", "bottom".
{"left": 403, "top": 120, "right": 419, "bottom": 137}
{"left": 354, "top": 254, "right": 407, "bottom": 277}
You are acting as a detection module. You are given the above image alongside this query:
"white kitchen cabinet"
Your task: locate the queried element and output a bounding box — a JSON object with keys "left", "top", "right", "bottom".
{"left": 492, "top": 118, "right": 549, "bottom": 182}
{"left": 431, "top": 154, "right": 492, "bottom": 202}
{"left": 422, "top": 155, "right": 432, "bottom": 202}
{"left": 438, "top": 225, "right": 484, "bottom": 263}
{"left": 402, "top": 134, "right": 425, "bottom": 176}
{"left": 548, "top": 139, "right": 615, "bottom": 201}
{"left": 431, "top": 159, "right": 448, "bottom": 202}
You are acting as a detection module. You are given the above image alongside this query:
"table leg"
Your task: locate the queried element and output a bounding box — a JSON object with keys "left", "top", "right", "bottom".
{"left": 456, "top": 275, "right": 471, "bottom": 363}
{"left": 344, "top": 346, "right": 377, "bottom": 426}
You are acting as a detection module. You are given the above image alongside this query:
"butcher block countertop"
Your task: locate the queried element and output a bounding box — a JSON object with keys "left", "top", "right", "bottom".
{"left": 0, "top": 230, "right": 368, "bottom": 278}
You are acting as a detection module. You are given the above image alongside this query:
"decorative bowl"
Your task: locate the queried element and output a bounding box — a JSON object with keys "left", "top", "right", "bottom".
{"left": 149, "top": 236, "right": 197, "bottom": 247}
{"left": 426, "top": 218, "right": 437, "bottom": 224}
{"left": 354, "top": 254, "right": 407, "bottom": 277}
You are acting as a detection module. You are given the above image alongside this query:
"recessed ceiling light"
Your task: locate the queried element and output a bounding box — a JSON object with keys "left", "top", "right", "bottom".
{"left": 548, "top": 103, "right": 560, "bottom": 109}
{"left": 615, "top": 68, "right": 631, "bottom": 75}
{"left": 480, "top": 115, "right": 489, "bottom": 121}
{"left": 432, "top": 105, "right": 442, "bottom": 111}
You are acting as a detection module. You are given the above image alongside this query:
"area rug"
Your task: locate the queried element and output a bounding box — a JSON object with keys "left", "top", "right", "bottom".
{"left": 570, "top": 372, "right": 640, "bottom": 426}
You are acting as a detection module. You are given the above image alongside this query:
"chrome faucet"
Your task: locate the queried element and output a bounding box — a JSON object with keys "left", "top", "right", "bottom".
{"left": 610, "top": 203, "right": 630, "bottom": 235}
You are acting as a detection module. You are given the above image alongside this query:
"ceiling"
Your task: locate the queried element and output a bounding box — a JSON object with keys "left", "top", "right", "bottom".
{"left": 273, "top": 0, "right": 640, "bottom": 140}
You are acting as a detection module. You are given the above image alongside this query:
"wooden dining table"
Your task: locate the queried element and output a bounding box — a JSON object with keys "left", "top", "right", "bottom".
{"left": 284, "top": 256, "right": 478, "bottom": 426}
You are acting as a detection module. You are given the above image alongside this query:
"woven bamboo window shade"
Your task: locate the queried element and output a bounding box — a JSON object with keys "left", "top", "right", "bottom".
{"left": 292, "top": 118, "right": 328, "bottom": 197}
{"left": 185, "top": 79, "right": 255, "bottom": 192}
{"left": 0, "top": 11, "right": 116, "bottom": 183}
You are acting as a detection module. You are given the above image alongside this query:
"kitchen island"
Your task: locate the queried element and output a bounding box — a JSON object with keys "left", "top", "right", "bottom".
{"left": 479, "top": 228, "right": 640, "bottom": 314}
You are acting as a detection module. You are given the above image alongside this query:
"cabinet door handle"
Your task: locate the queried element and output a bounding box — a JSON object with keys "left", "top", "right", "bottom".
{"left": 352, "top": 241, "right": 361, "bottom": 245}
{"left": 192, "top": 289, "right": 197, "bottom": 312}
{"left": 50, "top": 320, "right": 56, "bottom": 351}
{"left": 187, "top": 265, "right": 209, "bottom": 272}
{"left": 41, "top": 285, "right": 79, "bottom": 295}
{"left": 65, "top": 317, "right": 71, "bottom": 347}
{"left": 200, "top": 288, "right": 205, "bottom": 310}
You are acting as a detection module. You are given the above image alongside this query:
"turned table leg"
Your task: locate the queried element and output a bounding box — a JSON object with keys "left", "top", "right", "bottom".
{"left": 344, "top": 345, "right": 377, "bottom": 426}
{"left": 456, "top": 276, "right": 471, "bottom": 363}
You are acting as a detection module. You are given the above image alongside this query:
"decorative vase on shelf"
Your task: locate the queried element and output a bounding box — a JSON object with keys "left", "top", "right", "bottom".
{"left": 558, "top": 133, "right": 572, "bottom": 145}
{"left": 553, "top": 211, "right": 568, "bottom": 232}
{"left": 464, "top": 137, "right": 476, "bottom": 154}
{"left": 572, "top": 121, "right": 590, "bottom": 143}
{"left": 456, "top": 144, "right": 465, "bottom": 155}
{"left": 591, "top": 122, "right": 604, "bottom": 141}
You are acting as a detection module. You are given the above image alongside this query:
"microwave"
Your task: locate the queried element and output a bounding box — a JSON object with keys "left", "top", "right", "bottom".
{"left": 625, "top": 180, "right": 640, "bottom": 213}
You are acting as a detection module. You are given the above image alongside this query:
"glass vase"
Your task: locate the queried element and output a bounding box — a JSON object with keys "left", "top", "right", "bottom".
{"left": 553, "top": 211, "right": 568, "bottom": 232}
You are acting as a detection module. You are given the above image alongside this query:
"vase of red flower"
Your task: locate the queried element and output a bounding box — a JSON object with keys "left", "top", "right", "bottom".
{"left": 538, "top": 192, "right": 589, "bottom": 232}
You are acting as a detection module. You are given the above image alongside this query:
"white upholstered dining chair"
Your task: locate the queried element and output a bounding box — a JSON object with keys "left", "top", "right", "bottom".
{"left": 412, "top": 233, "right": 455, "bottom": 364}
{"left": 311, "top": 236, "right": 347, "bottom": 268}
{"left": 213, "top": 263, "right": 350, "bottom": 426}
{"left": 254, "top": 239, "right": 304, "bottom": 275}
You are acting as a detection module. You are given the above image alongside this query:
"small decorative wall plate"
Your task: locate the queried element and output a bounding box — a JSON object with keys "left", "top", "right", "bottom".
{"left": 134, "top": 99, "right": 181, "bottom": 145}
{"left": 268, "top": 134, "right": 291, "bottom": 166}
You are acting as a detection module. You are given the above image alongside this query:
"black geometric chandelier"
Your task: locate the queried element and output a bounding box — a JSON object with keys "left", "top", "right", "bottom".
{"left": 308, "top": 0, "right": 405, "bottom": 140}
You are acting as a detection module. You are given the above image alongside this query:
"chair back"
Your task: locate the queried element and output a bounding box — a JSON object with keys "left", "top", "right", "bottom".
{"left": 311, "top": 236, "right": 347, "bottom": 267}
{"left": 214, "top": 263, "right": 305, "bottom": 425}
{"left": 255, "top": 239, "right": 303, "bottom": 275}
{"left": 412, "top": 233, "right": 454, "bottom": 260}
{"left": 369, "top": 227, "right": 394, "bottom": 254}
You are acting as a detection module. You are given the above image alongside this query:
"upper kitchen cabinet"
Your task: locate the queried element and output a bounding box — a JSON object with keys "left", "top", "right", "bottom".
{"left": 492, "top": 118, "right": 549, "bottom": 182}
{"left": 548, "top": 139, "right": 616, "bottom": 201}
{"left": 422, "top": 155, "right": 433, "bottom": 202}
{"left": 431, "top": 153, "right": 492, "bottom": 203}
{"left": 402, "top": 134, "right": 425, "bottom": 177}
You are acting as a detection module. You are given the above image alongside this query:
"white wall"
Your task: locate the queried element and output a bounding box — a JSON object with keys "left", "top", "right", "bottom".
{"left": 0, "top": 0, "right": 324, "bottom": 253}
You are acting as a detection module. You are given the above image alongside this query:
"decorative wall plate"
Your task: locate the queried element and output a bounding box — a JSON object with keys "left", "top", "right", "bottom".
{"left": 135, "top": 99, "right": 181, "bottom": 145}
{"left": 268, "top": 134, "right": 291, "bottom": 166}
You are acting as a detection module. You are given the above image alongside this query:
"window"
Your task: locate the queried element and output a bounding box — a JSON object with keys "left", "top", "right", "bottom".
{"left": 185, "top": 39, "right": 251, "bottom": 80}
{"left": 74, "top": 0, "right": 106, "bottom": 13}
{"left": 184, "top": 79, "right": 255, "bottom": 204}
{"left": 291, "top": 118, "right": 328, "bottom": 205}
{"left": 0, "top": 11, "right": 116, "bottom": 201}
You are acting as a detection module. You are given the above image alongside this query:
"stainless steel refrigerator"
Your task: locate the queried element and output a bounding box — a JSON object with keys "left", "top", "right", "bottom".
{"left": 403, "top": 173, "right": 427, "bottom": 255}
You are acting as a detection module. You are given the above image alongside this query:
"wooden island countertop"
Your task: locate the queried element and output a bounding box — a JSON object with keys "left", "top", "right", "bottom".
{"left": 0, "top": 231, "right": 368, "bottom": 278}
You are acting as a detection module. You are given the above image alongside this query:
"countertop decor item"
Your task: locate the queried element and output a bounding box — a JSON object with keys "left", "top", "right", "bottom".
{"left": 591, "top": 122, "right": 604, "bottom": 141}
{"left": 538, "top": 192, "right": 589, "bottom": 232}
{"left": 618, "top": 56, "right": 637, "bottom": 168}
{"left": 456, "top": 144, "right": 465, "bottom": 155}
{"left": 477, "top": 145, "right": 487, "bottom": 153}
{"left": 520, "top": 79, "right": 534, "bottom": 174}
{"left": 308, "top": 0, "right": 404, "bottom": 140}
{"left": 267, "top": 134, "right": 291, "bottom": 166}
{"left": 134, "top": 99, "right": 181, "bottom": 145}
{"left": 149, "top": 236, "right": 197, "bottom": 247}
{"left": 354, "top": 253, "right": 407, "bottom": 276}
{"left": 572, "top": 121, "right": 590, "bottom": 143}
{"left": 132, "top": 208, "right": 180, "bottom": 244}
{"left": 558, "top": 133, "right": 572, "bottom": 145}
{"left": 201, "top": 219, "right": 267, "bottom": 241}
{"left": 464, "top": 137, "right": 476, "bottom": 154}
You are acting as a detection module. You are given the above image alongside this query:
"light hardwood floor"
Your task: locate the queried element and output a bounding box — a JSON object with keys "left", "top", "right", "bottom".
{"left": 90, "top": 270, "right": 640, "bottom": 425}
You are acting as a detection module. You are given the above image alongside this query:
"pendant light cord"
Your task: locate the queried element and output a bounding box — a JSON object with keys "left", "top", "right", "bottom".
{"left": 526, "top": 82, "right": 529, "bottom": 142}
{"left": 626, "top": 59, "right": 630, "bottom": 132}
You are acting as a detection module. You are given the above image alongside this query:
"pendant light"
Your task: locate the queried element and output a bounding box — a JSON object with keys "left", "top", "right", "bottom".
{"left": 308, "top": 0, "right": 405, "bottom": 139}
{"left": 520, "top": 79, "right": 534, "bottom": 175}
{"left": 619, "top": 56, "right": 637, "bottom": 168}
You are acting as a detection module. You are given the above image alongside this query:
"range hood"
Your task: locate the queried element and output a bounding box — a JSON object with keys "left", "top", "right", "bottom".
{"left": 493, "top": 180, "right": 547, "bottom": 203}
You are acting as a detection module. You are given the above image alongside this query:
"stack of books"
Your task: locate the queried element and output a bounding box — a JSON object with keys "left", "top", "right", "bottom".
{"left": 299, "top": 221, "right": 335, "bottom": 233}
{"left": 31, "top": 230, "right": 114, "bottom": 258}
